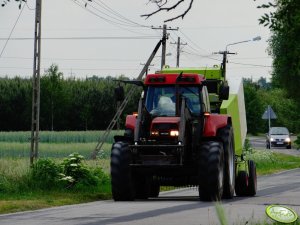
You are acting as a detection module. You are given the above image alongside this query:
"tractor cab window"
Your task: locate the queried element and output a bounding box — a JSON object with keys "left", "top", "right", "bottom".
{"left": 145, "top": 86, "right": 201, "bottom": 116}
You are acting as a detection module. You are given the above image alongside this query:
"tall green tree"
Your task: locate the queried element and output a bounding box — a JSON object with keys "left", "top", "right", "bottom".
{"left": 243, "top": 79, "right": 265, "bottom": 134}
{"left": 40, "top": 64, "right": 66, "bottom": 131}
{"left": 257, "top": 0, "right": 300, "bottom": 102}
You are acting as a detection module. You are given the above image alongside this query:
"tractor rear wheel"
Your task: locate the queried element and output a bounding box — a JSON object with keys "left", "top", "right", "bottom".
{"left": 198, "top": 142, "right": 224, "bottom": 201}
{"left": 218, "top": 125, "right": 235, "bottom": 199}
{"left": 111, "top": 142, "right": 135, "bottom": 201}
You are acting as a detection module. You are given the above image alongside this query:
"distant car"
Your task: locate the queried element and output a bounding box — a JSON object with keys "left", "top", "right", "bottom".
{"left": 266, "top": 127, "right": 291, "bottom": 149}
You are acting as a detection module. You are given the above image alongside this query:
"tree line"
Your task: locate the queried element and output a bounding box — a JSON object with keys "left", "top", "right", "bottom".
{"left": 1, "top": 65, "right": 299, "bottom": 134}
{"left": 0, "top": 65, "right": 141, "bottom": 131}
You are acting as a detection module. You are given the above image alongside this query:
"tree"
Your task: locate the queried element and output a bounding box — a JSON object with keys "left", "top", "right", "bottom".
{"left": 256, "top": 0, "right": 300, "bottom": 102}
{"left": 243, "top": 79, "right": 265, "bottom": 134}
{"left": 40, "top": 64, "right": 65, "bottom": 131}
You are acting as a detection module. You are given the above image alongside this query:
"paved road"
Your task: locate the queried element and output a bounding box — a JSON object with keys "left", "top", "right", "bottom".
{"left": 1, "top": 169, "right": 300, "bottom": 225}
{"left": 248, "top": 136, "right": 300, "bottom": 156}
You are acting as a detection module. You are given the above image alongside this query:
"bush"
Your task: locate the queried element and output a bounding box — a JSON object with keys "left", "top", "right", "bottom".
{"left": 295, "top": 134, "right": 300, "bottom": 150}
{"left": 31, "top": 158, "right": 62, "bottom": 189}
{"left": 60, "top": 153, "right": 99, "bottom": 188}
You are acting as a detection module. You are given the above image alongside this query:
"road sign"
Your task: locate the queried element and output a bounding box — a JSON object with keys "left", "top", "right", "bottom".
{"left": 262, "top": 106, "right": 277, "bottom": 119}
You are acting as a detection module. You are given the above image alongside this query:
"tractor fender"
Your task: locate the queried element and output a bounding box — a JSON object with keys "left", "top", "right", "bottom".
{"left": 203, "top": 114, "right": 229, "bottom": 137}
{"left": 125, "top": 114, "right": 137, "bottom": 130}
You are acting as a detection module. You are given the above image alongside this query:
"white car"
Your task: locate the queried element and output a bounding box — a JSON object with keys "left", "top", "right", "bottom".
{"left": 266, "top": 127, "right": 292, "bottom": 149}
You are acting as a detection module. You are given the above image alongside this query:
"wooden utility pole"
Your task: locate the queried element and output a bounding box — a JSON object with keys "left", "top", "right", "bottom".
{"left": 152, "top": 25, "right": 178, "bottom": 69}
{"left": 30, "top": 0, "right": 42, "bottom": 166}
{"left": 170, "top": 37, "right": 187, "bottom": 67}
{"left": 214, "top": 51, "right": 236, "bottom": 80}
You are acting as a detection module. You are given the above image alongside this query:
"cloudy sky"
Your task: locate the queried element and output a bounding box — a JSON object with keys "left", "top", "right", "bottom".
{"left": 0, "top": 0, "right": 272, "bottom": 81}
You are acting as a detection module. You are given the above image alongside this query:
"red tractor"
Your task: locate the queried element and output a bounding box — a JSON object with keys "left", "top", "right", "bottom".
{"left": 111, "top": 71, "right": 256, "bottom": 201}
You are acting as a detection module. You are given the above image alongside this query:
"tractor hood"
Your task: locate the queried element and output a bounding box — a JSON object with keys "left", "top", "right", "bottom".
{"left": 151, "top": 117, "right": 180, "bottom": 125}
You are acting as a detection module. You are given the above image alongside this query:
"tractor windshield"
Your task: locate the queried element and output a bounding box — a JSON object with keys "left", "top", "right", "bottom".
{"left": 145, "top": 86, "right": 201, "bottom": 116}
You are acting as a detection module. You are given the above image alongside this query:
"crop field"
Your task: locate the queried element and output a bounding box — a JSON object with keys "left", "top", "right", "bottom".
{"left": 0, "top": 130, "right": 122, "bottom": 160}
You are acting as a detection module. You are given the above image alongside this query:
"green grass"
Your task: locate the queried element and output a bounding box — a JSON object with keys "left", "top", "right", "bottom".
{"left": 0, "top": 189, "right": 111, "bottom": 214}
{"left": 0, "top": 142, "right": 113, "bottom": 159}
{"left": 0, "top": 157, "right": 112, "bottom": 214}
{"left": 0, "top": 130, "right": 122, "bottom": 159}
{"left": 0, "top": 130, "right": 122, "bottom": 143}
{"left": 247, "top": 149, "right": 300, "bottom": 175}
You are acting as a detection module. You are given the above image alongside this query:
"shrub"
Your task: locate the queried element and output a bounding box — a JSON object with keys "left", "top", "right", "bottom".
{"left": 60, "top": 153, "right": 99, "bottom": 188}
{"left": 31, "top": 158, "right": 62, "bottom": 189}
{"left": 295, "top": 134, "right": 300, "bottom": 150}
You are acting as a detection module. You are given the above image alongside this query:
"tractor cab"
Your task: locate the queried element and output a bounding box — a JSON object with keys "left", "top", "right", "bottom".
{"left": 145, "top": 85, "right": 201, "bottom": 117}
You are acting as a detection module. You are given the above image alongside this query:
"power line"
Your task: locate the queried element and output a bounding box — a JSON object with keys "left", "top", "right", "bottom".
{"left": 71, "top": 0, "right": 154, "bottom": 36}
{"left": 181, "top": 50, "right": 272, "bottom": 68}
{"left": 0, "top": 66, "right": 142, "bottom": 71}
{"left": 228, "top": 61, "right": 272, "bottom": 68}
{"left": 93, "top": 0, "right": 150, "bottom": 28}
{"left": 72, "top": 0, "right": 134, "bottom": 27}
{"left": 178, "top": 30, "right": 209, "bottom": 54}
{"left": 80, "top": 0, "right": 139, "bottom": 27}
{"left": 0, "top": 36, "right": 160, "bottom": 40}
{"left": 0, "top": 4, "right": 25, "bottom": 58}
{"left": 1, "top": 56, "right": 144, "bottom": 62}
{"left": 181, "top": 50, "right": 221, "bottom": 62}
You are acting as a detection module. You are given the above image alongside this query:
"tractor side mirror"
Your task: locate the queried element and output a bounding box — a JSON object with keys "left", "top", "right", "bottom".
{"left": 115, "top": 86, "right": 125, "bottom": 102}
{"left": 219, "top": 84, "right": 229, "bottom": 100}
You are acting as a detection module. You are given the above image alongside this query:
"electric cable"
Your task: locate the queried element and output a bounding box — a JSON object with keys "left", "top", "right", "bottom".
{"left": 0, "top": 4, "right": 25, "bottom": 58}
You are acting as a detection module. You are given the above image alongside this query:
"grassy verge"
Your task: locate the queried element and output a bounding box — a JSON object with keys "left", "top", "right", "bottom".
{"left": 0, "top": 188, "right": 111, "bottom": 214}
{"left": 247, "top": 149, "right": 300, "bottom": 175}
{"left": 0, "top": 157, "right": 112, "bottom": 214}
{"left": 1, "top": 146, "right": 300, "bottom": 215}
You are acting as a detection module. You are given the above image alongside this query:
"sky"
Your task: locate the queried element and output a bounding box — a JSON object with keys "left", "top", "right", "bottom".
{"left": 0, "top": 0, "right": 273, "bottom": 81}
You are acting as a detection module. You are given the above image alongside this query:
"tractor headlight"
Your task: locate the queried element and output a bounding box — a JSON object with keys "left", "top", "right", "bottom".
{"left": 170, "top": 130, "right": 179, "bottom": 136}
{"left": 285, "top": 137, "right": 291, "bottom": 142}
{"left": 151, "top": 130, "right": 159, "bottom": 136}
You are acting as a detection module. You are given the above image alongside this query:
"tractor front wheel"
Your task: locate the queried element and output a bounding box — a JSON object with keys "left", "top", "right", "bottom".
{"left": 111, "top": 142, "right": 135, "bottom": 201}
{"left": 198, "top": 141, "right": 224, "bottom": 201}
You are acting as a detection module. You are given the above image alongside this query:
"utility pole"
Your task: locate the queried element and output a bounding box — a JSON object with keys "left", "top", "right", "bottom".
{"left": 170, "top": 37, "right": 187, "bottom": 67}
{"left": 152, "top": 25, "right": 178, "bottom": 69}
{"left": 30, "top": 0, "right": 42, "bottom": 166}
{"left": 213, "top": 51, "right": 236, "bottom": 80}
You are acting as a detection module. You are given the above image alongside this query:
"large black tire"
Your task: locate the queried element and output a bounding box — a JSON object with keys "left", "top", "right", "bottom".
{"left": 218, "top": 125, "right": 235, "bottom": 199}
{"left": 235, "top": 160, "right": 257, "bottom": 196}
{"left": 111, "top": 142, "right": 135, "bottom": 201}
{"left": 286, "top": 145, "right": 291, "bottom": 149}
{"left": 198, "top": 142, "right": 224, "bottom": 201}
{"left": 235, "top": 171, "right": 248, "bottom": 196}
{"left": 246, "top": 160, "right": 257, "bottom": 196}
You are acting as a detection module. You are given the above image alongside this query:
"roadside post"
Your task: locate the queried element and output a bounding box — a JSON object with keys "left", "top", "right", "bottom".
{"left": 262, "top": 105, "right": 277, "bottom": 149}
